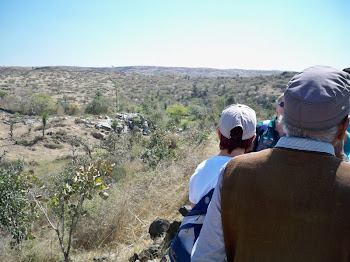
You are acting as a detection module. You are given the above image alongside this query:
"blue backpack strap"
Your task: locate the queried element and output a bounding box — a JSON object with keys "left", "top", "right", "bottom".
{"left": 187, "top": 188, "right": 214, "bottom": 216}
{"left": 169, "top": 235, "right": 191, "bottom": 262}
{"left": 169, "top": 188, "right": 215, "bottom": 261}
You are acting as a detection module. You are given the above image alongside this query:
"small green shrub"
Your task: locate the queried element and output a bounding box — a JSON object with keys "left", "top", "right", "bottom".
{"left": 34, "top": 161, "right": 114, "bottom": 262}
{"left": 44, "top": 143, "right": 64, "bottom": 149}
{"left": 85, "top": 93, "right": 111, "bottom": 115}
{"left": 0, "top": 91, "right": 7, "bottom": 98}
{"left": 67, "top": 103, "right": 80, "bottom": 115}
{"left": 111, "top": 165, "right": 131, "bottom": 182}
{"left": 74, "top": 118, "right": 84, "bottom": 124}
{"left": 141, "top": 128, "right": 177, "bottom": 167}
{"left": 15, "top": 139, "right": 29, "bottom": 146}
{"left": 31, "top": 136, "right": 44, "bottom": 145}
{"left": 0, "top": 162, "right": 38, "bottom": 246}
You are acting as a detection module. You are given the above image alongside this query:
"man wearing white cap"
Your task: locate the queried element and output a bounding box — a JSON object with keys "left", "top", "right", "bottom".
{"left": 169, "top": 104, "right": 256, "bottom": 261}
{"left": 192, "top": 66, "right": 350, "bottom": 262}
{"left": 189, "top": 104, "right": 256, "bottom": 208}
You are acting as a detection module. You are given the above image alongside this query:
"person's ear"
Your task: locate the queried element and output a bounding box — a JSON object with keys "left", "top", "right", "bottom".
{"left": 333, "top": 117, "right": 349, "bottom": 144}
{"left": 217, "top": 126, "right": 221, "bottom": 140}
{"left": 245, "top": 134, "right": 256, "bottom": 153}
{"left": 338, "top": 117, "right": 349, "bottom": 141}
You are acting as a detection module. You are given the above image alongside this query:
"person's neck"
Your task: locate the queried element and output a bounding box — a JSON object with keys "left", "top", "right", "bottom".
{"left": 218, "top": 148, "right": 246, "bottom": 158}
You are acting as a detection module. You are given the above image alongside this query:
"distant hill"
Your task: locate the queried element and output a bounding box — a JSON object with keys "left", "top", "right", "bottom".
{"left": 39, "top": 66, "right": 283, "bottom": 77}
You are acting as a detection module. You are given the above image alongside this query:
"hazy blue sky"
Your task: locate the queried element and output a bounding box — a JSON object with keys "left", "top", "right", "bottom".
{"left": 1, "top": 0, "right": 349, "bottom": 71}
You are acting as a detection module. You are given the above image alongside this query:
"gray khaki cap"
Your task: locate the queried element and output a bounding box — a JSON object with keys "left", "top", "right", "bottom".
{"left": 284, "top": 65, "right": 350, "bottom": 130}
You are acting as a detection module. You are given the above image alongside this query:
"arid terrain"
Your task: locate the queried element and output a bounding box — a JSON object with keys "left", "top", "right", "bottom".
{"left": 0, "top": 66, "right": 295, "bottom": 261}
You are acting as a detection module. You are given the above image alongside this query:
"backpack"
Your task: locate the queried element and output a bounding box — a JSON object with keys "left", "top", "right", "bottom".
{"left": 169, "top": 188, "right": 214, "bottom": 262}
{"left": 260, "top": 120, "right": 270, "bottom": 133}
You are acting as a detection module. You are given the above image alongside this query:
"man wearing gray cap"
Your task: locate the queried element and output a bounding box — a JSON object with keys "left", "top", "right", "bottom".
{"left": 192, "top": 66, "right": 350, "bottom": 262}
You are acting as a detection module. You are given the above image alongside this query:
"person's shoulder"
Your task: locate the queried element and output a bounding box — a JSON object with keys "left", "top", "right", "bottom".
{"left": 256, "top": 119, "right": 271, "bottom": 132}
{"left": 334, "top": 162, "right": 350, "bottom": 205}
{"left": 337, "top": 160, "right": 350, "bottom": 174}
{"left": 225, "top": 150, "right": 272, "bottom": 172}
{"left": 235, "top": 149, "right": 272, "bottom": 162}
{"left": 190, "top": 156, "right": 224, "bottom": 177}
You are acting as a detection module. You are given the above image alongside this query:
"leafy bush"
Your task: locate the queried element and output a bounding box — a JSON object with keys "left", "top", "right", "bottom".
{"left": 67, "top": 103, "right": 80, "bottom": 115}
{"left": 0, "top": 163, "right": 38, "bottom": 246}
{"left": 180, "top": 120, "right": 191, "bottom": 130}
{"left": 85, "top": 93, "right": 111, "bottom": 115}
{"left": 44, "top": 143, "right": 64, "bottom": 149}
{"left": 0, "top": 91, "right": 7, "bottom": 98}
{"left": 34, "top": 161, "right": 114, "bottom": 262}
{"left": 15, "top": 139, "right": 29, "bottom": 146}
{"left": 110, "top": 165, "right": 131, "bottom": 182}
{"left": 74, "top": 118, "right": 84, "bottom": 124}
{"left": 183, "top": 127, "right": 211, "bottom": 145}
{"left": 31, "top": 93, "right": 55, "bottom": 115}
{"left": 28, "top": 136, "right": 44, "bottom": 146}
{"left": 141, "top": 128, "right": 177, "bottom": 167}
{"left": 166, "top": 104, "right": 188, "bottom": 124}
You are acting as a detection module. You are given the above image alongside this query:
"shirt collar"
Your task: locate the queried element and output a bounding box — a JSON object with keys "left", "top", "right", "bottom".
{"left": 275, "top": 136, "right": 335, "bottom": 156}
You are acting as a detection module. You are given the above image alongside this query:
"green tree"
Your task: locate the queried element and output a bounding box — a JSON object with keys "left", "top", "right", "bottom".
{"left": 85, "top": 92, "right": 110, "bottom": 115}
{"left": 191, "top": 83, "right": 198, "bottom": 97}
{"left": 166, "top": 104, "right": 188, "bottom": 124}
{"left": 30, "top": 93, "right": 55, "bottom": 115}
{"left": 216, "top": 97, "right": 226, "bottom": 114}
{"left": 226, "top": 94, "right": 235, "bottom": 106}
{"left": 111, "top": 119, "right": 119, "bottom": 132}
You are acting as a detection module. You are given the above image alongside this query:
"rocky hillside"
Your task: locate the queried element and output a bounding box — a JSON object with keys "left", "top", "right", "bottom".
{"left": 51, "top": 66, "right": 282, "bottom": 77}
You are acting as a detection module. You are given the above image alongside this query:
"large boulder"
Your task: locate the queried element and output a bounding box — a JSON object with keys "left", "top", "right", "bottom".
{"left": 96, "top": 122, "right": 112, "bottom": 131}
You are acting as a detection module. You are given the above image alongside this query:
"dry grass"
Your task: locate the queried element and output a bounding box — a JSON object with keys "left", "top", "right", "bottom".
{"left": 0, "top": 135, "right": 218, "bottom": 262}
{"left": 70, "top": 137, "right": 218, "bottom": 261}
{"left": 0, "top": 231, "right": 62, "bottom": 262}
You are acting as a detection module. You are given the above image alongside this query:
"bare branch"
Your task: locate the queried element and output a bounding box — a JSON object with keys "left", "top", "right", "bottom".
{"left": 29, "top": 191, "right": 57, "bottom": 231}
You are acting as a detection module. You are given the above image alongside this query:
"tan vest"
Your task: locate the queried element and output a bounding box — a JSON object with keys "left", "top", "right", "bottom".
{"left": 221, "top": 148, "right": 350, "bottom": 262}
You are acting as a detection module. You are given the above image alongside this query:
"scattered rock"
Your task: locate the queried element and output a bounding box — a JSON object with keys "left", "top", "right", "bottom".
{"left": 92, "top": 132, "right": 105, "bottom": 140}
{"left": 149, "top": 219, "right": 170, "bottom": 239}
{"left": 129, "top": 219, "right": 181, "bottom": 262}
{"left": 178, "top": 205, "right": 191, "bottom": 216}
{"left": 138, "top": 247, "right": 159, "bottom": 261}
{"left": 163, "top": 221, "right": 181, "bottom": 250}
{"left": 93, "top": 254, "right": 109, "bottom": 261}
{"left": 129, "top": 253, "right": 139, "bottom": 262}
{"left": 96, "top": 122, "right": 112, "bottom": 131}
{"left": 23, "top": 119, "right": 36, "bottom": 125}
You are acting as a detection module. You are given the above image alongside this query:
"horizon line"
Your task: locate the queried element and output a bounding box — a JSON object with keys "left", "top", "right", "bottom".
{"left": 0, "top": 65, "right": 294, "bottom": 72}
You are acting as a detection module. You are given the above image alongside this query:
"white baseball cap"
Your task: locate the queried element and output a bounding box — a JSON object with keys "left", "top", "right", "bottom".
{"left": 219, "top": 104, "right": 256, "bottom": 140}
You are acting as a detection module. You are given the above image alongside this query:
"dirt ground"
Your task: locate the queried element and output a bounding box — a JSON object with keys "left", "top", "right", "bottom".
{"left": 0, "top": 110, "right": 107, "bottom": 175}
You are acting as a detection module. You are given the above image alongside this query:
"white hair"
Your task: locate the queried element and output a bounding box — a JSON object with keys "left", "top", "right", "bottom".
{"left": 276, "top": 94, "right": 284, "bottom": 105}
{"left": 280, "top": 116, "right": 338, "bottom": 143}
